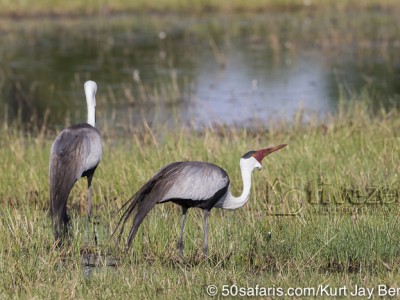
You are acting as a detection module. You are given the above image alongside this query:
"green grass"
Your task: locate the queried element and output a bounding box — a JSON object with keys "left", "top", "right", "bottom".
{"left": 0, "top": 97, "right": 399, "bottom": 298}
{"left": 0, "top": 0, "right": 400, "bottom": 17}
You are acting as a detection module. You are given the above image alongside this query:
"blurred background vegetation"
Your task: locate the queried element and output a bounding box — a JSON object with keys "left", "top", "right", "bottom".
{"left": 0, "top": 0, "right": 399, "bottom": 16}
{"left": 0, "top": 0, "right": 399, "bottom": 131}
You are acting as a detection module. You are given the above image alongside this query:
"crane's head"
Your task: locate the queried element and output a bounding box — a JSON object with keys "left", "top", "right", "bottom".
{"left": 84, "top": 80, "right": 97, "bottom": 107}
{"left": 240, "top": 144, "right": 287, "bottom": 171}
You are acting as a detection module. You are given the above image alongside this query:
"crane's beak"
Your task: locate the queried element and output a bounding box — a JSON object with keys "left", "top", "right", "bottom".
{"left": 253, "top": 144, "right": 287, "bottom": 164}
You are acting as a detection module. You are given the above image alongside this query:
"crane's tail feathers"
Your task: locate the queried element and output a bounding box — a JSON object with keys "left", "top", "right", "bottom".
{"left": 111, "top": 168, "right": 171, "bottom": 249}
{"left": 50, "top": 185, "right": 74, "bottom": 241}
{"left": 126, "top": 201, "right": 156, "bottom": 248}
{"left": 49, "top": 159, "right": 76, "bottom": 243}
{"left": 110, "top": 194, "right": 140, "bottom": 241}
{"left": 111, "top": 193, "right": 158, "bottom": 248}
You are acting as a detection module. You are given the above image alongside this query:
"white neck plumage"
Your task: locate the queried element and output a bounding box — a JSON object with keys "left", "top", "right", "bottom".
{"left": 215, "top": 144, "right": 287, "bottom": 209}
{"left": 87, "top": 105, "right": 96, "bottom": 127}
{"left": 215, "top": 157, "right": 260, "bottom": 210}
{"left": 84, "top": 80, "right": 97, "bottom": 127}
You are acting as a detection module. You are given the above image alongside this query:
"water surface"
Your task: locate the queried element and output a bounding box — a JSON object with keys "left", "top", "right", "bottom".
{"left": 0, "top": 11, "right": 399, "bottom": 130}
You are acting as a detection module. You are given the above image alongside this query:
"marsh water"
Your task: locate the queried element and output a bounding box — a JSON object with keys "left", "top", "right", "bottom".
{"left": 1, "top": 11, "right": 399, "bottom": 130}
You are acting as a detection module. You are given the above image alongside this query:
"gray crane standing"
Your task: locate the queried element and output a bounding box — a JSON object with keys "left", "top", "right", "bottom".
{"left": 114, "top": 144, "right": 287, "bottom": 256}
{"left": 49, "top": 80, "right": 102, "bottom": 245}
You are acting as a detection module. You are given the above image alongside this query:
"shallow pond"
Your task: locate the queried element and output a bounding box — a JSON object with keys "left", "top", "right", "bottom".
{"left": 0, "top": 11, "right": 399, "bottom": 130}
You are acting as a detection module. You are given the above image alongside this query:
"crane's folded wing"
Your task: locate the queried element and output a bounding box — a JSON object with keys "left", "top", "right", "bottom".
{"left": 158, "top": 161, "right": 230, "bottom": 202}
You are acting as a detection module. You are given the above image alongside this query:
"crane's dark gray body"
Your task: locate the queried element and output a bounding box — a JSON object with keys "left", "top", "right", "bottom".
{"left": 49, "top": 123, "right": 102, "bottom": 242}
{"left": 116, "top": 144, "right": 287, "bottom": 256}
{"left": 115, "top": 161, "right": 230, "bottom": 252}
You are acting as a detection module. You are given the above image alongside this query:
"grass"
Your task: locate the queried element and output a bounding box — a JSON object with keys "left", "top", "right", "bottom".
{"left": 0, "top": 0, "right": 400, "bottom": 17}
{"left": 0, "top": 96, "right": 399, "bottom": 298}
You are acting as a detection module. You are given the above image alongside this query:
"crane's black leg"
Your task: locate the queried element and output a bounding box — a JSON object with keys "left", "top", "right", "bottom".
{"left": 203, "top": 209, "right": 210, "bottom": 257}
{"left": 86, "top": 174, "right": 97, "bottom": 245}
{"left": 177, "top": 207, "right": 188, "bottom": 257}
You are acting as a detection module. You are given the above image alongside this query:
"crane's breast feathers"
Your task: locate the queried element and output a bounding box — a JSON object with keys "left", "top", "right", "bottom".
{"left": 159, "top": 161, "right": 229, "bottom": 202}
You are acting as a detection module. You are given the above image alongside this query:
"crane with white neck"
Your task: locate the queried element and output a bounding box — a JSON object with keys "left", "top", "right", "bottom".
{"left": 114, "top": 144, "right": 287, "bottom": 256}
{"left": 49, "top": 80, "right": 102, "bottom": 245}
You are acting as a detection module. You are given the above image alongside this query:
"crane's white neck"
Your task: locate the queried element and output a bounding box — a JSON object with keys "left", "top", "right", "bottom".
{"left": 87, "top": 105, "right": 96, "bottom": 127}
{"left": 216, "top": 157, "right": 261, "bottom": 209}
{"left": 84, "top": 81, "right": 97, "bottom": 127}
